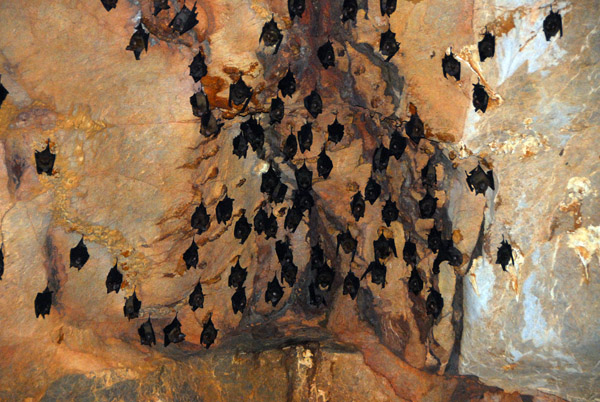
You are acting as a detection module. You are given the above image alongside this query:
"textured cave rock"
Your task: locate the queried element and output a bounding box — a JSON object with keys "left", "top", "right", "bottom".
{"left": 0, "top": 0, "right": 596, "bottom": 400}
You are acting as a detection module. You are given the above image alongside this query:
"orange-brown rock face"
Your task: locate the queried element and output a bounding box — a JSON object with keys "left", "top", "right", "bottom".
{"left": 0, "top": 0, "right": 594, "bottom": 401}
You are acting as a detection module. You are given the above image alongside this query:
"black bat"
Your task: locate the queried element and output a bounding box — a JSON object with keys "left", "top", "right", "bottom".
{"left": 190, "top": 90, "right": 209, "bottom": 118}
{"left": 240, "top": 116, "right": 264, "bottom": 152}
{"left": 373, "top": 233, "right": 397, "bottom": 260}
{"left": 234, "top": 213, "right": 252, "bottom": 244}
{"left": 303, "top": 90, "right": 323, "bottom": 119}
{"left": 228, "top": 76, "right": 253, "bottom": 112}
{"left": 288, "top": 0, "right": 306, "bottom": 20}
{"left": 264, "top": 213, "right": 278, "bottom": 239}
{"left": 231, "top": 286, "right": 247, "bottom": 314}
{"left": 278, "top": 68, "right": 296, "bottom": 98}
{"left": 188, "top": 281, "right": 204, "bottom": 311}
{"left": 200, "top": 110, "right": 224, "bottom": 138}
{"left": 427, "top": 225, "right": 442, "bottom": 253}
{"left": 34, "top": 285, "right": 53, "bottom": 318}
{"left": 0, "top": 75, "right": 8, "bottom": 108}
{"left": 261, "top": 165, "right": 280, "bottom": 195}
{"left": 496, "top": 236, "right": 515, "bottom": 272}
{"left": 276, "top": 239, "right": 294, "bottom": 265}
{"left": 259, "top": 16, "right": 283, "bottom": 54}
{"left": 189, "top": 50, "right": 207, "bottom": 82}
{"left": 405, "top": 112, "right": 424, "bottom": 145}
{"left": 543, "top": 9, "right": 562, "bottom": 41}
{"left": 310, "top": 243, "right": 325, "bottom": 269}
{"left": 126, "top": 23, "right": 149, "bottom": 60}
{"left": 317, "top": 40, "right": 335, "bottom": 69}
{"left": 426, "top": 287, "right": 443, "bottom": 318}
{"left": 70, "top": 237, "right": 89, "bottom": 270}
{"left": 389, "top": 130, "right": 406, "bottom": 160}
{"left": 191, "top": 203, "right": 211, "bottom": 234}
{"left": 0, "top": 245, "right": 4, "bottom": 280}
{"left": 336, "top": 229, "right": 357, "bottom": 261}
{"left": 317, "top": 149, "right": 333, "bottom": 179}
{"left": 270, "top": 96, "right": 285, "bottom": 125}
{"left": 442, "top": 51, "right": 460, "bottom": 81}
{"left": 138, "top": 317, "right": 156, "bottom": 346}
{"left": 380, "top": 0, "right": 396, "bottom": 16}
{"left": 271, "top": 181, "right": 288, "bottom": 204}
{"left": 295, "top": 162, "right": 313, "bottom": 191}
{"left": 466, "top": 164, "right": 494, "bottom": 195}
{"left": 281, "top": 261, "right": 298, "bottom": 287}
{"left": 341, "top": 0, "right": 358, "bottom": 22}
{"left": 283, "top": 132, "right": 297, "bottom": 161}
{"left": 200, "top": 314, "right": 218, "bottom": 349}
{"left": 432, "top": 239, "right": 462, "bottom": 274}
{"left": 343, "top": 270, "right": 360, "bottom": 299}
{"left": 309, "top": 281, "right": 327, "bottom": 307}
{"left": 169, "top": 2, "right": 199, "bottom": 35}
{"left": 254, "top": 208, "right": 268, "bottom": 234}
{"left": 216, "top": 195, "right": 234, "bottom": 224}
{"left": 472, "top": 83, "right": 489, "bottom": 113}
{"left": 100, "top": 0, "right": 117, "bottom": 12}
{"left": 106, "top": 261, "right": 123, "bottom": 293}
{"left": 364, "top": 177, "right": 381, "bottom": 205}
{"left": 298, "top": 122, "right": 313, "bottom": 153}
{"left": 379, "top": 29, "right": 400, "bottom": 62}
{"left": 372, "top": 144, "right": 390, "bottom": 173}
{"left": 361, "top": 260, "right": 386, "bottom": 288}
{"left": 382, "top": 198, "right": 399, "bottom": 226}
{"left": 163, "top": 315, "right": 185, "bottom": 347}
{"left": 35, "top": 139, "right": 56, "bottom": 176}
{"left": 421, "top": 158, "right": 437, "bottom": 188}
{"left": 232, "top": 133, "right": 249, "bottom": 159}
{"left": 123, "top": 290, "right": 141, "bottom": 320}
{"left": 408, "top": 267, "right": 423, "bottom": 295}
{"left": 403, "top": 236, "right": 417, "bottom": 267}
{"left": 153, "top": 0, "right": 170, "bottom": 16}
{"left": 418, "top": 192, "right": 438, "bottom": 219}
{"left": 228, "top": 261, "right": 247, "bottom": 289}
{"left": 265, "top": 275, "right": 284, "bottom": 306}
{"left": 327, "top": 117, "right": 344, "bottom": 143}
{"left": 284, "top": 206, "right": 303, "bottom": 232}
{"left": 478, "top": 30, "right": 495, "bottom": 62}
{"left": 350, "top": 191, "right": 365, "bottom": 221}
{"left": 316, "top": 263, "right": 334, "bottom": 291}
{"left": 183, "top": 238, "right": 199, "bottom": 269}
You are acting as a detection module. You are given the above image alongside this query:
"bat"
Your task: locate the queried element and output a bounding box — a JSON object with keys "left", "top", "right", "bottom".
{"left": 276, "top": 239, "right": 294, "bottom": 266}
{"left": 288, "top": 0, "right": 306, "bottom": 20}
{"left": 336, "top": 229, "right": 357, "bottom": 261}
{"left": 183, "top": 238, "right": 199, "bottom": 269}
{"left": 380, "top": 0, "right": 396, "bottom": 16}
{"left": 327, "top": 117, "right": 344, "bottom": 144}
{"left": 442, "top": 50, "right": 460, "bottom": 81}
{"left": 228, "top": 261, "right": 248, "bottom": 289}
{"left": 364, "top": 177, "right": 381, "bottom": 205}
{"left": 350, "top": 191, "right": 365, "bottom": 221}
{"left": 264, "top": 213, "right": 278, "bottom": 239}
{"left": 432, "top": 239, "right": 462, "bottom": 274}
{"left": 0, "top": 245, "right": 4, "bottom": 280}
{"left": 309, "top": 281, "right": 327, "bottom": 307}
{"left": 70, "top": 237, "right": 90, "bottom": 270}
{"left": 418, "top": 192, "right": 438, "bottom": 219}
{"left": 284, "top": 206, "right": 303, "bottom": 232}
{"left": 0, "top": 75, "right": 8, "bottom": 108}
{"left": 295, "top": 162, "right": 313, "bottom": 191}
{"left": 232, "top": 133, "right": 249, "bottom": 159}
{"left": 163, "top": 315, "right": 185, "bottom": 347}
{"left": 403, "top": 236, "right": 417, "bottom": 267}
{"left": 240, "top": 116, "right": 264, "bottom": 152}
{"left": 190, "top": 90, "right": 209, "bottom": 118}
{"left": 281, "top": 261, "right": 297, "bottom": 287}
{"left": 427, "top": 225, "right": 442, "bottom": 253}
{"left": 188, "top": 281, "right": 204, "bottom": 311}
{"left": 100, "top": 0, "right": 118, "bottom": 12}
{"left": 106, "top": 261, "right": 123, "bottom": 293}
{"left": 303, "top": 90, "right": 323, "bottom": 119}
{"left": 216, "top": 195, "right": 234, "bottom": 224}
{"left": 234, "top": 213, "right": 252, "bottom": 244}
{"left": 317, "top": 149, "right": 333, "bottom": 179}
{"left": 317, "top": 40, "right": 335, "bottom": 69}
{"left": 421, "top": 158, "right": 437, "bottom": 188}
{"left": 126, "top": 23, "right": 149, "bottom": 60}
{"left": 35, "top": 139, "right": 56, "bottom": 176}
{"left": 153, "top": 0, "right": 170, "bottom": 16}
{"left": 373, "top": 233, "right": 397, "bottom": 260}
{"left": 138, "top": 317, "right": 156, "bottom": 346}
{"left": 316, "top": 263, "right": 334, "bottom": 291}
{"left": 298, "top": 122, "right": 313, "bottom": 153}
{"left": 271, "top": 181, "right": 288, "bottom": 204}
{"left": 341, "top": 0, "right": 358, "bottom": 22}
{"left": 372, "top": 144, "right": 390, "bottom": 173}
{"left": 382, "top": 198, "right": 399, "bottom": 227}
{"left": 478, "top": 29, "right": 495, "bottom": 62}
{"left": 310, "top": 243, "right": 325, "bottom": 269}
{"left": 278, "top": 68, "right": 296, "bottom": 98}
{"left": 200, "top": 314, "right": 218, "bottom": 349}
{"left": 496, "top": 236, "right": 515, "bottom": 272}
{"left": 189, "top": 50, "right": 207, "bottom": 82}
{"left": 265, "top": 275, "right": 284, "bottom": 306}
{"left": 466, "top": 164, "right": 494, "bottom": 195}
{"left": 408, "top": 267, "right": 423, "bottom": 295}
{"left": 200, "top": 110, "right": 224, "bottom": 137}
{"left": 191, "top": 203, "right": 211, "bottom": 234}
{"left": 169, "top": 2, "right": 199, "bottom": 35}
{"left": 228, "top": 76, "right": 253, "bottom": 112}
{"left": 261, "top": 165, "right": 281, "bottom": 196}
{"left": 34, "top": 285, "right": 53, "bottom": 318}
{"left": 543, "top": 9, "right": 562, "bottom": 41}
{"left": 405, "top": 112, "right": 424, "bottom": 145}
{"left": 269, "top": 97, "right": 285, "bottom": 125}
{"left": 123, "top": 290, "right": 141, "bottom": 320}
{"left": 259, "top": 16, "right": 283, "bottom": 54}
{"left": 379, "top": 29, "right": 400, "bottom": 62}
{"left": 254, "top": 209, "right": 268, "bottom": 234}
{"left": 361, "top": 260, "right": 386, "bottom": 288}
{"left": 472, "top": 83, "right": 489, "bottom": 113}
{"left": 231, "top": 286, "right": 247, "bottom": 314}
{"left": 283, "top": 131, "right": 298, "bottom": 161}
{"left": 426, "top": 287, "right": 443, "bottom": 318}
{"left": 389, "top": 130, "right": 406, "bottom": 160}
{"left": 343, "top": 270, "right": 360, "bottom": 299}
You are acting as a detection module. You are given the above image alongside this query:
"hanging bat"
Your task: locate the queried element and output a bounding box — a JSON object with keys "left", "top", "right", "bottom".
{"left": 232, "top": 133, "right": 249, "bottom": 159}
{"left": 336, "top": 228, "right": 357, "bottom": 261}
{"left": 153, "top": 0, "right": 170, "bottom": 16}
{"left": 361, "top": 260, "right": 386, "bottom": 288}
{"left": 317, "top": 149, "right": 333, "bottom": 179}
{"left": 309, "top": 281, "right": 327, "bottom": 307}
{"left": 341, "top": 0, "right": 358, "bottom": 22}
{"left": 34, "top": 285, "right": 53, "bottom": 318}
{"left": 216, "top": 195, "right": 234, "bottom": 224}
{"left": 189, "top": 50, "right": 207, "bottom": 82}
{"left": 408, "top": 267, "right": 423, "bottom": 295}
{"left": 254, "top": 209, "right": 268, "bottom": 234}
{"left": 264, "top": 213, "right": 278, "bottom": 239}
{"left": 0, "top": 75, "right": 8, "bottom": 108}
{"left": 281, "top": 261, "right": 298, "bottom": 287}
{"left": 240, "top": 116, "right": 264, "bottom": 151}
{"left": 191, "top": 203, "right": 211, "bottom": 234}
{"left": 269, "top": 97, "right": 285, "bottom": 125}
{"left": 138, "top": 317, "right": 156, "bottom": 346}
{"left": 259, "top": 16, "right": 283, "bottom": 54}
{"left": 183, "top": 238, "right": 199, "bottom": 269}
{"left": 228, "top": 261, "right": 247, "bottom": 289}
{"left": 380, "top": 0, "right": 396, "bottom": 16}
{"left": 543, "top": 9, "right": 562, "bottom": 41}
{"left": 372, "top": 144, "right": 390, "bottom": 173}
{"left": 379, "top": 29, "right": 400, "bottom": 62}
{"left": 228, "top": 76, "right": 253, "bottom": 112}
{"left": 405, "top": 112, "right": 425, "bottom": 145}
{"left": 106, "top": 261, "right": 123, "bottom": 293}
{"left": 466, "top": 164, "right": 494, "bottom": 195}
{"left": 271, "top": 181, "right": 288, "bottom": 204}
{"left": 200, "top": 314, "right": 218, "bottom": 349}
{"left": 231, "top": 286, "right": 247, "bottom": 314}
{"left": 265, "top": 275, "right": 284, "bottom": 306}
{"left": 496, "top": 236, "right": 515, "bottom": 272}
{"left": 343, "top": 270, "right": 360, "bottom": 299}
{"left": 276, "top": 239, "right": 294, "bottom": 266}
{"left": 350, "top": 191, "right": 365, "bottom": 221}
{"left": 283, "top": 132, "right": 298, "bottom": 161}
{"left": 327, "top": 117, "right": 344, "bottom": 144}
{"left": 389, "top": 130, "right": 406, "bottom": 160}
{"left": 261, "top": 165, "right": 281, "bottom": 196}
{"left": 169, "top": 2, "right": 198, "bottom": 35}
{"left": 427, "top": 225, "right": 442, "bottom": 253}
{"left": 364, "top": 177, "right": 381, "bottom": 205}
{"left": 298, "top": 122, "right": 313, "bottom": 153}
{"left": 35, "top": 139, "right": 56, "bottom": 176}
{"left": 403, "top": 236, "right": 417, "bottom": 267}
{"left": 382, "top": 198, "right": 399, "bottom": 227}
{"left": 163, "top": 315, "right": 185, "bottom": 347}
{"left": 70, "top": 237, "right": 89, "bottom": 270}
{"left": 478, "top": 29, "right": 495, "bottom": 62}
{"left": 123, "top": 290, "right": 141, "bottom": 320}
{"left": 0, "top": 245, "right": 4, "bottom": 280}
{"left": 310, "top": 243, "right": 325, "bottom": 269}
{"left": 418, "top": 192, "right": 438, "bottom": 219}
{"left": 295, "top": 162, "right": 313, "bottom": 191}
{"left": 317, "top": 40, "right": 335, "bottom": 69}
{"left": 200, "top": 110, "right": 224, "bottom": 138}
{"left": 303, "top": 90, "right": 323, "bottom": 119}
{"left": 234, "top": 213, "right": 252, "bottom": 244}
{"left": 284, "top": 206, "right": 303, "bottom": 232}
{"left": 316, "top": 263, "right": 334, "bottom": 291}
{"left": 426, "top": 287, "right": 443, "bottom": 318}
{"left": 288, "top": 0, "right": 306, "bottom": 20}
{"left": 373, "top": 233, "right": 397, "bottom": 260}
{"left": 188, "top": 281, "right": 204, "bottom": 311}
{"left": 442, "top": 50, "right": 460, "bottom": 81}
{"left": 278, "top": 68, "right": 296, "bottom": 98}
{"left": 126, "top": 23, "right": 149, "bottom": 60}
{"left": 432, "top": 239, "right": 463, "bottom": 274}
{"left": 421, "top": 158, "right": 437, "bottom": 188}
{"left": 472, "top": 83, "right": 489, "bottom": 113}
{"left": 100, "top": 0, "right": 118, "bottom": 12}
{"left": 190, "top": 90, "right": 209, "bottom": 118}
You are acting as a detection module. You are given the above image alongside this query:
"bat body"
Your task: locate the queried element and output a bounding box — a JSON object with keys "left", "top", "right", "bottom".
{"left": 327, "top": 117, "right": 344, "bottom": 143}
{"left": 265, "top": 275, "right": 284, "bottom": 307}
{"left": 403, "top": 237, "right": 417, "bottom": 267}
{"left": 261, "top": 166, "right": 281, "bottom": 196}
{"left": 442, "top": 51, "right": 460, "bottom": 81}
{"left": 317, "top": 41, "right": 335, "bottom": 69}
{"left": 303, "top": 91, "right": 322, "bottom": 119}
{"left": 466, "top": 164, "right": 495, "bottom": 195}
{"left": 380, "top": 0, "right": 396, "bottom": 16}
{"left": 283, "top": 133, "right": 298, "bottom": 161}
{"left": 278, "top": 68, "right": 296, "bottom": 98}
{"left": 343, "top": 270, "right": 360, "bottom": 299}
{"left": 126, "top": 24, "right": 149, "bottom": 60}
{"left": 234, "top": 213, "right": 252, "bottom": 244}
{"left": 183, "top": 239, "right": 199, "bottom": 269}
{"left": 389, "top": 130, "right": 406, "bottom": 160}
{"left": 365, "top": 177, "right": 381, "bottom": 204}
{"left": 496, "top": 237, "right": 515, "bottom": 271}
{"left": 372, "top": 144, "right": 390, "bottom": 173}
{"left": 295, "top": 163, "right": 313, "bottom": 191}
{"left": 190, "top": 91, "right": 209, "bottom": 118}
{"left": 163, "top": 316, "right": 185, "bottom": 347}
{"left": 240, "top": 116, "right": 264, "bottom": 152}
{"left": 70, "top": 237, "right": 89, "bottom": 270}
{"left": 426, "top": 288, "right": 443, "bottom": 318}
{"left": 478, "top": 31, "right": 495, "bottom": 61}
{"left": 264, "top": 213, "right": 278, "bottom": 239}
{"left": 191, "top": 203, "right": 211, "bottom": 234}
{"left": 350, "top": 191, "right": 365, "bottom": 221}
{"left": 342, "top": 0, "right": 358, "bottom": 22}
{"left": 281, "top": 261, "right": 298, "bottom": 287}
{"left": 288, "top": 0, "right": 306, "bottom": 20}
{"left": 231, "top": 286, "right": 247, "bottom": 314}
{"left": 269, "top": 97, "right": 284, "bottom": 125}
{"left": 138, "top": 318, "right": 156, "bottom": 346}
{"left": 472, "top": 83, "right": 489, "bottom": 113}
{"left": 405, "top": 113, "right": 424, "bottom": 145}
{"left": 0, "top": 75, "right": 8, "bottom": 108}
{"left": 153, "top": 0, "right": 170, "bottom": 16}
{"left": 310, "top": 244, "right": 325, "bottom": 269}
{"left": 232, "top": 133, "right": 249, "bottom": 159}
{"left": 543, "top": 10, "right": 562, "bottom": 41}
{"left": 382, "top": 198, "right": 399, "bottom": 226}
{"left": 419, "top": 193, "right": 438, "bottom": 219}
{"left": 259, "top": 17, "right": 283, "bottom": 54}
{"left": 100, "top": 0, "right": 118, "bottom": 12}
{"left": 379, "top": 29, "right": 399, "bottom": 62}
{"left": 317, "top": 149, "right": 333, "bottom": 179}
{"left": 201, "top": 315, "right": 218, "bottom": 349}
{"left": 373, "top": 233, "right": 397, "bottom": 260}
{"left": 361, "top": 261, "right": 386, "bottom": 288}
{"left": 228, "top": 77, "right": 253, "bottom": 111}
{"left": 216, "top": 196, "right": 234, "bottom": 224}
{"left": 408, "top": 267, "right": 423, "bottom": 295}
{"left": 336, "top": 229, "right": 357, "bottom": 261}
{"left": 432, "top": 240, "right": 462, "bottom": 274}
{"left": 35, "top": 140, "right": 56, "bottom": 176}
{"left": 0, "top": 246, "right": 4, "bottom": 280}
{"left": 106, "top": 262, "right": 123, "bottom": 293}
{"left": 228, "top": 261, "right": 248, "bottom": 289}
{"left": 189, "top": 51, "right": 207, "bottom": 82}
{"left": 189, "top": 282, "right": 204, "bottom": 311}
{"left": 271, "top": 181, "right": 288, "bottom": 204}
{"left": 284, "top": 206, "right": 303, "bottom": 232}
{"left": 123, "top": 290, "right": 141, "bottom": 320}
{"left": 427, "top": 226, "right": 442, "bottom": 253}
{"left": 169, "top": 3, "right": 199, "bottom": 35}
{"left": 34, "top": 286, "right": 53, "bottom": 318}
{"left": 298, "top": 123, "right": 313, "bottom": 153}
{"left": 200, "top": 110, "right": 223, "bottom": 137}
{"left": 421, "top": 158, "right": 437, "bottom": 188}
{"left": 316, "top": 263, "right": 334, "bottom": 291}
{"left": 254, "top": 209, "right": 268, "bottom": 234}
{"left": 309, "top": 282, "right": 327, "bottom": 307}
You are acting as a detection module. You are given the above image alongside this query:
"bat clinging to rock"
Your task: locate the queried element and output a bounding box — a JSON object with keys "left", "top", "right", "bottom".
{"left": 138, "top": 317, "right": 156, "bottom": 346}
{"left": 269, "top": 97, "right": 285, "bottom": 125}
{"left": 265, "top": 275, "right": 284, "bottom": 307}
{"left": 35, "top": 140, "right": 56, "bottom": 176}
{"left": 472, "top": 83, "right": 489, "bottom": 113}
{"left": 240, "top": 116, "right": 264, "bottom": 152}
{"left": 350, "top": 191, "right": 365, "bottom": 221}
{"left": 496, "top": 237, "right": 515, "bottom": 272}
{"left": 380, "top": 29, "right": 400, "bottom": 62}
{"left": 260, "top": 16, "right": 283, "bottom": 54}
{"left": 336, "top": 229, "right": 357, "bottom": 261}
{"left": 189, "top": 50, "right": 207, "bottom": 82}
{"left": 380, "top": 0, "right": 396, "bottom": 16}
{"left": 304, "top": 90, "right": 323, "bottom": 119}
{"left": 361, "top": 260, "right": 386, "bottom": 288}
{"left": 106, "top": 261, "right": 123, "bottom": 293}
{"left": 543, "top": 9, "right": 562, "bottom": 41}
{"left": 317, "top": 40, "right": 335, "bottom": 69}
{"left": 389, "top": 130, "right": 407, "bottom": 160}
{"left": 200, "top": 110, "right": 224, "bottom": 138}
{"left": 190, "top": 91, "right": 209, "bottom": 118}
{"left": 216, "top": 195, "right": 234, "bottom": 224}
{"left": 426, "top": 288, "right": 443, "bottom": 318}
{"left": 70, "top": 237, "right": 89, "bottom": 270}
{"left": 403, "top": 237, "right": 417, "bottom": 267}
{"left": 466, "top": 164, "right": 494, "bottom": 195}
{"left": 201, "top": 315, "right": 218, "bottom": 349}
{"left": 382, "top": 198, "right": 399, "bottom": 226}
{"left": 169, "top": 2, "right": 199, "bottom": 35}
{"left": 295, "top": 162, "right": 313, "bottom": 191}
{"left": 317, "top": 149, "right": 333, "bottom": 179}
{"left": 183, "top": 239, "right": 199, "bottom": 269}
{"left": 372, "top": 144, "right": 390, "bottom": 173}
{"left": 284, "top": 207, "right": 303, "bottom": 232}
{"left": 281, "top": 261, "right": 298, "bottom": 287}
{"left": 123, "top": 290, "right": 141, "bottom": 320}
{"left": 278, "top": 68, "right": 296, "bottom": 98}
{"left": 316, "top": 263, "right": 334, "bottom": 291}
{"left": 288, "top": 0, "right": 306, "bottom": 20}
{"left": 373, "top": 233, "right": 397, "bottom": 260}
{"left": 327, "top": 117, "right": 344, "bottom": 143}
{"left": 298, "top": 123, "right": 313, "bottom": 153}
{"left": 231, "top": 286, "right": 247, "bottom": 314}
{"left": 264, "top": 213, "right": 278, "bottom": 239}
{"left": 34, "top": 285, "right": 53, "bottom": 318}
{"left": 0, "top": 75, "right": 8, "bottom": 109}
{"left": 191, "top": 203, "right": 210, "bottom": 234}
{"left": 419, "top": 192, "right": 438, "bottom": 219}
{"left": 405, "top": 113, "right": 425, "bottom": 145}
{"left": 283, "top": 132, "right": 297, "bottom": 161}
{"left": 341, "top": 0, "right": 358, "bottom": 22}
{"left": 229, "top": 76, "right": 253, "bottom": 111}
{"left": 100, "top": 0, "right": 118, "bottom": 12}
{"left": 153, "top": 0, "right": 170, "bottom": 16}
{"left": 478, "top": 30, "right": 495, "bottom": 62}
{"left": 427, "top": 225, "right": 442, "bottom": 253}
{"left": 228, "top": 261, "right": 247, "bottom": 289}
{"left": 189, "top": 282, "right": 204, "bottom": 311}
{"left": 234, "top": 213, "right": 252, "bottom": 244}
{"left": 163, "top": 315, "right": 185, "bottom": 347}
{"left": 126, "top": 24, "right": 149, "bottom": 60}
{"left": 254, "top": 208, "right": 268, "bottom": 234}
{"left": 364, "top": 177, "right": 381, "bottom": 204}
{"left": 408, "top": 267, "right": 423, "bottom": 295}
{"left": 343, "top": 270, "right": 360, "bottom": 299}
{"left": 442, "top": 50, "right": 461, "bottom": 81}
